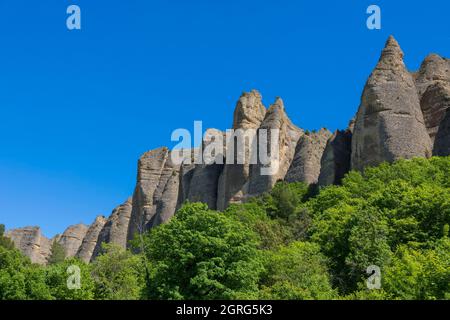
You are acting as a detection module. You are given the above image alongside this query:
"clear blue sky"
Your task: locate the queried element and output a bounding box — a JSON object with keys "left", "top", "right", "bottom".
{"left": 0, "top": 0, "right": 449, "bottom": 237}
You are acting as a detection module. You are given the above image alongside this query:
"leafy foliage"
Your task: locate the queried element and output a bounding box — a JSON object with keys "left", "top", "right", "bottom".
{"left": 143, "top": 203, "right": 264, "bottom": 299}
{"left": 91, "top": 243, "right": 144, "bottom": 300}
{"left": 1, "top": 157, "right": 449, "bottom": 300}
{"left": 48, "top": 240, "right": 66, "bottom": 265}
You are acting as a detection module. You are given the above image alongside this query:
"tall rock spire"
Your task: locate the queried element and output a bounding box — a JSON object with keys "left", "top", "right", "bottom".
{"left": 217, "top": 90, "right": 266, "bottom": 210}
{"left": 351, "top": 36, "right": 432, "bottom": 171}
{"left": 248, "top": 97, "right": 302, "bottom": 196}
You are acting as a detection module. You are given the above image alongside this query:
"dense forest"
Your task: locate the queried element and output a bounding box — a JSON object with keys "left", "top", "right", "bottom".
{"left": 1, "top": 157, "right": 449, "bottom": 300}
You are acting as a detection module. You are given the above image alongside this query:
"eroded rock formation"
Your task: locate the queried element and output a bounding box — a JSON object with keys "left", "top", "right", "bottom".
{"left": 351, "top": 36, "right": 432, "bottom": 171}
{"left": 217, "top": 90, "right": 266, "bottom": 210}
{"left": 7, "top": 36, "right": 450, "bottom": 264}
{"left": 76, "top": 216, "right": 107, "bottom": 263}
{"left": 318, "top": 129, "right": 352, "bottom": 186}
{"left": 248, "top": 98, "right": 302, "bottom": 196}
{"left": 58, "top": 223, "right": 89, "bottom": 258}
{"left": 285, "top": 128, "right": 332, "bottom": 184}
{"left": 6, "top": 227, "right": 52, "bottom": 265}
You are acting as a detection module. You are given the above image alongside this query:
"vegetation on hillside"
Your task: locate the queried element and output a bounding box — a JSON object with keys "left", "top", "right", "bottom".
{"left": 1, "top": 157, "right": 449, "bottom": 300}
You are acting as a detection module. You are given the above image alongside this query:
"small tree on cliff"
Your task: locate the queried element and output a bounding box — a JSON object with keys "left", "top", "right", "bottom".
{"left": 48, "top": 239, "right": 66, "bottom": 265}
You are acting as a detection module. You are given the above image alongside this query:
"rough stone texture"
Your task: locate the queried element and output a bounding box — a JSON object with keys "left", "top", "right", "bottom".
{"left": 248, "top": 98, "right": 303, "bottom": 196}
{"left": 6, "top": 227, "right": 52, "bottom": 265}
{"left": 58, "top": 223, "right": 89, "bottom": 258}
{"left": 420, "top": 83, "right": 450, "bottom": 143}
{"left": 180, "top": 129, "right": 224, "bottom": 210}
{"left": 232, "top": 90, "right": 267, "bottom": 129}
{"left": 285, "top": 128, "right": 332, "bottom": 184}
{"left": 414, "top": 54, "right": 450, "bottom": 143}
{"left": 217, "top": 91, "right": 266, "bottom": 210}
{"left": 318, "top": 129, "right": 352, "bottom": 186}
{"left": 351, "top": 36, "right": 432, "bottom": 171}
{"left": 147, "top": 154, "right": 181, "bottom": 228}
{"left": 414, "top": 54, "right": 450, "bottom": 97}
{"left": 127, "top": 147, "right": 170, "bottom": 240}
{"left": 434, "top": 107, "right": 450, "bottom": 156}
{"left": 92, "top": 198, "right": 132, "bottom": 260}
{"left": 9, "top": 39, "right": 450, "bottom": 263}
{"left": 127, "top": 147, "right": 183, "bottom": 241}
{"left": 176, "top": 160, "right": 196, "bottom": 209}
{"left": 76, "top": 215, "right": 107, "bottom": 263}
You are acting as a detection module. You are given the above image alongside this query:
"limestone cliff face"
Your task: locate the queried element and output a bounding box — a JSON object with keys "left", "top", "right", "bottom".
{"left": 434, "top": 107, "right": 450, "bottom": 156}
{"left": 351, "top": 36, "right": 432, "bottom": 171}
{"left": 248, "top": 98, "right": 303, "bottom": 196}
{"left": 58, "top": 224, "right": 89, "bottom": 258}
{"left": 7, "top": 36, "right": 450, "bottom": 264}
{"left": 6, "top": 227, "right": 52, "bottom": 265}
{"left": 318, "top": 129, "right": 352, "bottom": 186}
{"left": 177, "top": 130, "right": 225, "bottom": 211}
{"left": 92, "top": 198, "right": 132, "bottom": 260}
{"left": 126, "top": 147, "right": 184, "bottom": 242}
{"left": 76, "top": 216, "right": 107, "bottom": 263}
{"left": 414, "top": 54, "right": 450, "bottom": 145}
{"left": 217, "top": 91, "right": 266, "bottom": 210}
{"left": 285, "top": 128, "right": 332, "bottom": 184}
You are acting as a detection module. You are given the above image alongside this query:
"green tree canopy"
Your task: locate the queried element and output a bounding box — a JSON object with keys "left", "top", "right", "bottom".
{"left": 143, "top": 203, "right": 264, "bottom": 299}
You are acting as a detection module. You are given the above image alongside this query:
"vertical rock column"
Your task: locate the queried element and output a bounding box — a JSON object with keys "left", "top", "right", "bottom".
{"left": 76, "top": 215, "right": 107, "bottom": 263}
{"left": 217, "top": 90, "right": 266, "bottom": 210}
{"left": 351, "top": 36, "right": 432, "bottom": 171}
{"left": 91, "top": 198, "right": 132, "bottom": 260}
{"left": 248, "top": 97, "right": 302, "bottom": 196}
{"left": 285, "top": 128, "right": 332, "bottom": 185}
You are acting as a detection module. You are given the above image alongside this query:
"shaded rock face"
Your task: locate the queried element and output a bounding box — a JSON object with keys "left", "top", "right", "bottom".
{"left": 285, "top": 128, "right": 332, "bottom": 184}
{"left": 419, "top": 83, "right": 450, "bottom": 142}
{"left": 76, "top": 216, "right": 107, "bottom": 263}
{"left": 414, "top": 54, "right": 450, "bottom": 96}
{"left": 351, "top": 36, "right": 432, "bottom": 171}
{"left": 8, "top": 37, "right": 450, "bottom": 264}
{"left": 248, "top": 98, "right": 303, "bottom": 196}
{"left": 147, "top": 157, "right": 181, "bottom": 228}
{"left": 6, "top": 227, "right": 52, "bottom": 265}
{"left": 177, "top": 129, "right": 225, "bottom": 210}
{"left": 127, "top": 147, "right": 182, "bottom": 242}
{"left": 176, "top": 161, "right": 196, "bottom": 209}
{"left": 92, "top": 198, "right": 132, "bottom": 260}
{"left": 185, "top": 163, "right": 223, "bottom": 210}
{"left": 318, "top": 129, "right": 353, "bottom": 186}
{"left": 434, "top": 107, "right": 450, "bottom": 156}
{"left": 58, "top": 224, "right": 89, "bottom": 258}
{"left": 217, "top": 91, "right": 266, "bottom": 210}
{"left": 414, "top": 54, "right": 450, "bottom": 144}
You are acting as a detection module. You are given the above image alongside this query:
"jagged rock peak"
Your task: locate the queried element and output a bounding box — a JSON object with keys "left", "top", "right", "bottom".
{"left": 217, "top": 92, "right": 266, "bottom": 210}
{"left": 247, "top": 97, "right": 302, "bottom": 196}
{"left": 351, "top": 35, "right": 432, "bottom": 171}
{"left": 232, "top": 89, "right": 266, "bottom": 129}
{"left": 375, "top": 35, "right": 405, "bottom": 71}
{"left": 415, "top": 53, "right": 450, "bottom": 84}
